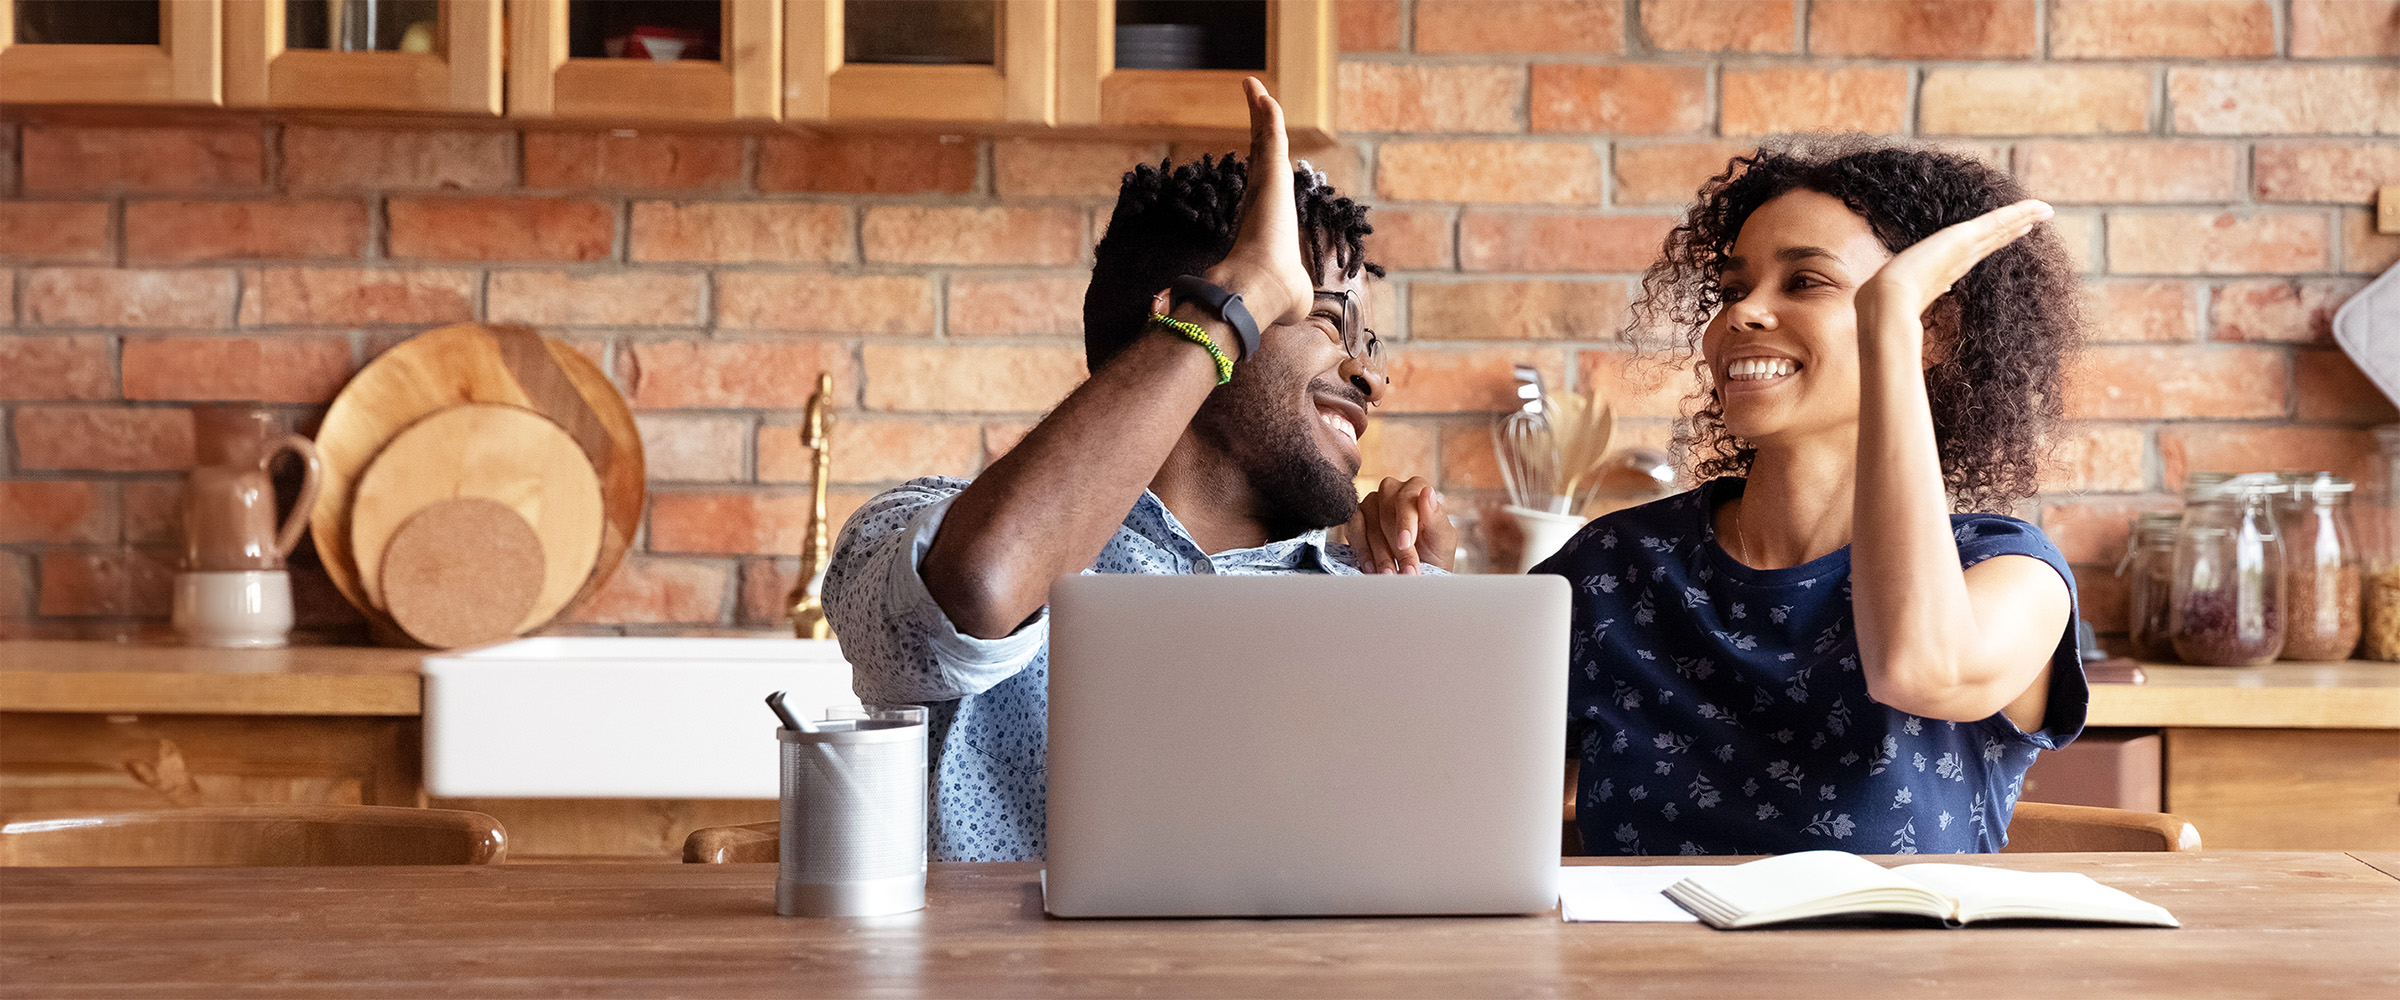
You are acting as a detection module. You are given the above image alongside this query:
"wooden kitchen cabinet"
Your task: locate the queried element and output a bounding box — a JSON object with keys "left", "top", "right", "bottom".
{"left": 785, "top": 0, "right": 1056, "bottom": 124}
{"left": 0, "top": 712, "right": 422, "bottom": 814}
{"left": 2163, "top": 728, "right": 2400, "bottom": 850}
{"left": 507, "top": 0, "right": 780, "bottom": 122}
{"left": 1056, "top": 0, "right": 1329, "bottom": 139}
{"left": 0, "top": 0, "right": 223, "bottom": 105}
{"left": 224, "top": 0, "right": 501, "bottom": 113}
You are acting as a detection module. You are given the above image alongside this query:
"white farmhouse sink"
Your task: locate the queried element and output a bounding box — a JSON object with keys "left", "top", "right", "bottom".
{"left": 422, "top": 637, "right": 861, "bottom": 798}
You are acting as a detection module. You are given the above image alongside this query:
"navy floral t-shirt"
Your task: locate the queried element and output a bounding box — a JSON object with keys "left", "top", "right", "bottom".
{"left": 1535, "top": 477, "right": 2087, "bottom": 856}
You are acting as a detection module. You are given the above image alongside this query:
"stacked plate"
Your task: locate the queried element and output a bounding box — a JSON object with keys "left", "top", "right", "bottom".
{"left": 312, "top": 323, "right": 646, "bottom": 649}
{"left": 1115, "top": 23, "right": 1206, "bottom": 70}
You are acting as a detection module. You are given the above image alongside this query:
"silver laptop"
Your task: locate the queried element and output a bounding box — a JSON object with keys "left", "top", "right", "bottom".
{"left": 1043, "top": 573, "right": 1569, "bottom": 918}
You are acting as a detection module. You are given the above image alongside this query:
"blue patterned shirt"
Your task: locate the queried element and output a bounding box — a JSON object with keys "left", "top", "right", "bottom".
{"left": 1536, "top": 478, "right": 2087, "bottom": 856}
{"left": 821, "top": 476, "right": 1370, "bottom": 862}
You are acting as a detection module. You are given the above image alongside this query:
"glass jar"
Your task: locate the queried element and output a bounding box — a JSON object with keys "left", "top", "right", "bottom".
{"left": 2117, "top": 511, "right": 2182, "bottom": 662}
{"left": 2365, "top": 428, "right": 2400, "bottom": 661}
{"left": 2169, "top": 473, "right": 2286, "bottom": 666}
{"left": 2275, "top": 473, "right": 2361, "bottom": 661}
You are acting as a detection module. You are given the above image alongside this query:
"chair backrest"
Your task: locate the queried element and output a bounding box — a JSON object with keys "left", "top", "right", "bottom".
{"left": 683, "top": 820, "right": 779, "bottom": 863}
{"left": 1562, "top": 757, "right": 1584, "bottom": 857}
{"left": 0, "top": 805, "right": 508, "bottom": 867}
{"left": 2000, "top": 800, "right": 2202, "bottom": 853}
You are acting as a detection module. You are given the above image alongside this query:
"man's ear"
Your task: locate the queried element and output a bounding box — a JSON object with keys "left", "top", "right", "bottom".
{"left": 1919, "top": 293, "right": 1961, "bottom": 370}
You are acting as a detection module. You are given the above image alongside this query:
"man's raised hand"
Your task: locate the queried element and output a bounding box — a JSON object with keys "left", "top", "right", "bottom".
{"left": 1200, "top": 78, "right": 1314, "bottom": 333}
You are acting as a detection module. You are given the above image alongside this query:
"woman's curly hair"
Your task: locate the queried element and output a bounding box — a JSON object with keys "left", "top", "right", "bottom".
{"left": 1629, "top": 136, "right": 2084, "bottom": 515}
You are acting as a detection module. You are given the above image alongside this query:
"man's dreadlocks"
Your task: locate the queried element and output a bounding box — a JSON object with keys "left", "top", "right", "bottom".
{"left": 1083, "top": 154, "right": 1383, "bottom": 370}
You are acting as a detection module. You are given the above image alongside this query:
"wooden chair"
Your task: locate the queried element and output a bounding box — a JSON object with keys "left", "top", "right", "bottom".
{"left": 0, "top": 805, "right": 507, "bottom": 867}
{"left": 684, "top": 820, "right": 779, "bottom": 863}
{"left": 1999, "top": 801, "right": 2202, "bottom": 853}
{"left": 1562, "top": 759, "right": 2199, "bottom": 855}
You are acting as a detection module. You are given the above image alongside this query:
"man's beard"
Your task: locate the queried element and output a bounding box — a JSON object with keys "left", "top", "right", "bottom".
{"left": 1193, "top": 374, "right": 1363, "bottom": 535}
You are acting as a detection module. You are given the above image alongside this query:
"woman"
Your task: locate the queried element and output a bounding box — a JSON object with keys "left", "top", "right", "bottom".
{"left": 1565, "top": 139, "right": 2088, "bottom": 855}
{"left": 1357, "top": 138, "right": 2088, "bottom": 854}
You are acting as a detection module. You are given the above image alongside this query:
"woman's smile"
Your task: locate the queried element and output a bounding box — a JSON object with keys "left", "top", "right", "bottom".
{"left": 1719, "top": 354, "right": 1802, "bottom": 384}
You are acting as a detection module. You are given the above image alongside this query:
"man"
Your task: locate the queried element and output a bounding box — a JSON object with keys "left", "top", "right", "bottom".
{"left": 824, "top": 83, "right": 1453, "bottom": 862}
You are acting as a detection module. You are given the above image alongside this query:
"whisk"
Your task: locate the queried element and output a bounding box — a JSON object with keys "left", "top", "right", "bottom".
{"left": 1494, "top": 408, "right": 1557, "bottom": 510}
{"left": 1494, "top": 365, "right": 1556, "bottom": 510}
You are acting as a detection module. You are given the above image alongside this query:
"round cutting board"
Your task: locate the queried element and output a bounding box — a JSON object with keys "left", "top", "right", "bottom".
{"left": 352, "top": 404, "right": 604, "bottom": 633}
{"left": 312, "top": 323, "right": 644, "bottom": 632}
{"left": 381, "top": 498, "right": 547, "bottom": 650}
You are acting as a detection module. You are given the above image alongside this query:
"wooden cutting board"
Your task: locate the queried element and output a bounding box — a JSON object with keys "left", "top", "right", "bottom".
{"left": 352, "top": 404, "right": 604, "bottom": 634}
{"left": 312, "top": 323, "right": 644, "bottom": 633}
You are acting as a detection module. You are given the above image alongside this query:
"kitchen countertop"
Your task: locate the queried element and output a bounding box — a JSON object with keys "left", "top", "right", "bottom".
{"left": 2091, "top": 661, "right": 2400, "bottom": 729}
{"left": 2, "top": 641, "right": 2396, "bottom": 727}
{"left": 0, "top": 640, "right": 422, "bottom": 715}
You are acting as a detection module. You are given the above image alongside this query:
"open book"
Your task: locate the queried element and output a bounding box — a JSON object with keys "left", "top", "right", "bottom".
{"left": 1662, "top": 851, "right": 2179, "bottom": 929}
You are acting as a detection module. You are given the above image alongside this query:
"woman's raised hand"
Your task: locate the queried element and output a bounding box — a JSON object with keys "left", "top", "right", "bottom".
{"left": 1200, "top": 78, "right": 1315, "bottom": 331}
{"left": 1858, "top": 198, "right": 2053, "bottom": 326}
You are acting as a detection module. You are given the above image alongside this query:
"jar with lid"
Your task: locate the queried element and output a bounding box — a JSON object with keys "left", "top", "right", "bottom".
{"left": 2364, "top": 428, "right": 2400, "bottom": 660}
{"left": 2169, "top": 472, "right": 2286, "bottom": 666}
{"left": 2117, "top": 512, "right": 2182, "bottom": 662}
{"left": 2275, "top": 473, "right": 2361, "bottom": 661}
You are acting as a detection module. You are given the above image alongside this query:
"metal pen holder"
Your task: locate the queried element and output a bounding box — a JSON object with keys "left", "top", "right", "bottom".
{"left": 776, "top": 706, "right": 928, "bottom": 918}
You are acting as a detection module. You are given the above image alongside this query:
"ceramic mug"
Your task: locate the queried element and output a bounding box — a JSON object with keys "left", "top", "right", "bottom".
{"left": 172, "top": 570, "right": 295, "bottom": 648}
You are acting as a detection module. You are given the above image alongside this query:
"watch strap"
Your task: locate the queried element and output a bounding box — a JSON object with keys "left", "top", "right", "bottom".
{"left": 1168, "top": 275, "right": 1262, "bottom": 362}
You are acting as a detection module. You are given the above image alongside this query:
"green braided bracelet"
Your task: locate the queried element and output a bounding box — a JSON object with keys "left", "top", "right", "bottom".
{"left": 1149, "top": 312, "right": 1234, "bottom": 385}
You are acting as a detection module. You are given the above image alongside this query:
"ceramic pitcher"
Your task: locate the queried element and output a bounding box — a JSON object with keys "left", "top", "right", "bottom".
{"left": 180, "top": 405, "right": 323, "bottom": 572}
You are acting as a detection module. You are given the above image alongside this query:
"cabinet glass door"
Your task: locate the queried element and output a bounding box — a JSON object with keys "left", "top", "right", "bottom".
{"left": 226, "top": 0, "right": 501, "bottom": 113}
{"left": 509, "top": 0, "right": 778, "bottom": 121}
{"left": 787, "top": 0, "right": 1052, "bottom": 124}
{"left": 0, "top": 0, "right": 222, "bottom": 104}
{"left": 1056, "top": 0, "right": 1327, "bottom": 138}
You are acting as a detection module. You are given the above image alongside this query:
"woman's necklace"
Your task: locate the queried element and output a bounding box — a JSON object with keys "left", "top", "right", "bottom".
{"left": 1729, "top": 497, "right": 1753, "bottom": 566}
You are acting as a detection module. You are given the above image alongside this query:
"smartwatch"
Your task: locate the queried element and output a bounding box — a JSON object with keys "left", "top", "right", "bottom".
{"left": 1168, "top": 275, "right": 1262, "bottom": 362}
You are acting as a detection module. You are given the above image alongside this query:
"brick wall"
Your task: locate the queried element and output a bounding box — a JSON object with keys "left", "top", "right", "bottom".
{"left": 3, "top": 0, "right": 2397, "bottom": 643}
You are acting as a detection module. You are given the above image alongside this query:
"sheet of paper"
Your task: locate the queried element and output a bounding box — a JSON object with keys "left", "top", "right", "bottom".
{"left": 1558, "top": 865, "right": 1716, "bottom": 922}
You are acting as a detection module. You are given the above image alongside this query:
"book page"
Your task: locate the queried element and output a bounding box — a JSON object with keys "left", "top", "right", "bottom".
{"left": 1558, "top": 865, "right": 1711, "bottom": 922}
{"left": 1666, "top": 851, "right": 1953, "bottom": 927}
{"left": 1893, "top": 864, "right": 2180, "bottom": 927}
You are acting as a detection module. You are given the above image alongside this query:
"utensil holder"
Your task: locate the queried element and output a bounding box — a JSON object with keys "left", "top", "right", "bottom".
{"left": 1505, "top": 504, "right": 1589, "bottom": 573}
{"left": 776, "top": 706, "right": 928, "bottom": 918}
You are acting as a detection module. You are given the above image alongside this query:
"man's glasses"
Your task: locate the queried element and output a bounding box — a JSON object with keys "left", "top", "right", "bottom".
{"left": 1314, "top": 289, "right": 1384, "bottom": 374}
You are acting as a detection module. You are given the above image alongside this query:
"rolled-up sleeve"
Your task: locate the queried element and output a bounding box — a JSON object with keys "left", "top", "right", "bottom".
{"left": 822, "top": 476, "right": 1051, "bottom": 704}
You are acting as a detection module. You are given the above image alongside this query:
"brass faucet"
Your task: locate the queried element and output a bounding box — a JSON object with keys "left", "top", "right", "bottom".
{"left": 787, "top": 372, "right": 835, "bottom": 640}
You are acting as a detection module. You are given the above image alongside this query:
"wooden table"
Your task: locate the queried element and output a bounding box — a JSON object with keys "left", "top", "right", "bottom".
{"left": 4, "top": 853, "right": 2396, "bottom": 998}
